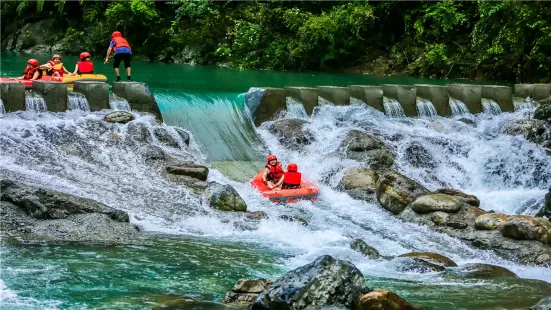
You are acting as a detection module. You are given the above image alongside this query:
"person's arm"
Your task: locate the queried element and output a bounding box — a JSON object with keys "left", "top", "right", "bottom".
{"left": 72, "top": 64, "right": 78, "bottom": 75}
{"left": 40, "top": 63, "right": 52, "bottom": 70}
{"left": 262, "top": 168, "right": 269, "bottom": 184}
{"left": 63, "top": 66, "right": 71, "bottom": 76}
{"left": 105, "top": 42, "right": 113, "bottom": 64}
{"left": 15, "top": 75, "right": 25, "bottom": 80}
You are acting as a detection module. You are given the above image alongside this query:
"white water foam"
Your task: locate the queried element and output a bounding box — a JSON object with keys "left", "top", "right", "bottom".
{"left": 383, "top": 97, "right": 405, "bottom": 118}
{"left": 0, "top": 98, "right": 5, "bottom": 115}
{"left": 513, "top": 97, "right": 536, "bottom": 111}
{"left": 416, "top": 97, "right": 438, "bottom": 118}
{"left": 25, "top": 91, "right": 47, "bottom": 112}
{"left": 449, "top": 98, "right": 470, "bottom": 117}
{"left": 285, "top": 97, "right": 308, "bottom": 119}
{"left": 482, "top": 98, "right": 502, "bottom": 115}
{"left": 109, "top": 94, "right": 131, "bottom": 111}
{"left": 67, "top": 92, "right": 90, "bottom": 111}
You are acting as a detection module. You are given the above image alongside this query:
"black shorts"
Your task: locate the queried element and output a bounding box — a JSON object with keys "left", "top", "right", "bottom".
{"left": 113, "top": 53, "right": 132, "bottom": 68}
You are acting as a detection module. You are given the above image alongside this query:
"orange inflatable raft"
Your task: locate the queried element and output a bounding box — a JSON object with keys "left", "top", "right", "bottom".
{"left": 250, "top": 171, "right": 320, "bottom": 203}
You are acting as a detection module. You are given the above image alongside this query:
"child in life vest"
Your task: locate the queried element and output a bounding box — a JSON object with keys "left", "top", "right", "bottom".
{"left": 283, "top": 164, "right": 302, "bottom": 189}
{"left": 72, "top": 52, "right": 94, "bottom": 75}
{"left": 17, "top": 59, "right": 43, "bottom": 80}
{"left": 262, "top": 155, "right": 286, "bottom": 190}
{"left": 41, "top": 54, "right": 71, "bottom": 78}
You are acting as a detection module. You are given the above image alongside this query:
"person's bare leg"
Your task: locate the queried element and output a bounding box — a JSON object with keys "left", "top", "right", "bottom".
{"left": 114, "top": 68, "right": 120, "bottom": 76}
{"left": 126, "top": 67, "right": 131, "bottom": 77}
{"left": 267, "top": 181, "right": 275, "bottom": 189}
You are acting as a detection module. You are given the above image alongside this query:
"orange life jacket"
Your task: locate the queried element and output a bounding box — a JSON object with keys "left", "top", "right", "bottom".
{"left": 77, "top": 61, "right": 94, "bottom": 74}
{"left": 49, "top": 62, "right": 66, "bottom": 76}
{"left": 283, "top": 171, "right": 301, "bottom": 188}
{"left": 266, "top": 162, "right": 284, "bottom": 182}
{"left": 23, "top": 66, "right": 42, "bottom": 80}
{"left": 113, "top": 37, "right": 131, "bottom": 51}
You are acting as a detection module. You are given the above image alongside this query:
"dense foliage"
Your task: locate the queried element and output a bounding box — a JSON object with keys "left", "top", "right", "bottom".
{"left": 2, "top": 0, "right": 550, "bottom": 82}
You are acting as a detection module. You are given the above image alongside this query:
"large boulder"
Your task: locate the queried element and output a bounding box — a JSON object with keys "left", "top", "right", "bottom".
{"left": 436, "top": 189, "right": 480, "bottom": 207}
{"left": 350, "top": 239, "right": 380, "bottom": 259}
{"left": 531, "top": 296, "right": 551, "bottom": 310}
{"left": 204, "top": 182, "right": 247, "bottom": 212}
{"left": 340, "top": 167, "right": 379, "bottom": 202}
{"left": 153, "top": 127, "right": 180, "bottom": 148}
{"left": 501, "top": 215, "right": 551, "bottom": 244}
{"left": 224, "top": 279, "right": 273, "bottom": 304}
{"left": 268, "top": 118, "right": 314, "bottom": 148}
{"left": 443, "top": 263, "right": 517, "bottom": 279}
{"left": 376, "top": 172, "right": 430, "bottom": 214}
{"left": 356, "top": 290, "right": 414, "bottom": 310}
{"left": 103, "top": 111, "right": 135, "bottom": 124}
{"left": 534, "top": 104, "right": 551, "bottom": 122}
{"left": 340, "top": 130, "right": 395, "bottom": 171}
{"left": 505, "top": 119, "right": 547, "bottom": 145}
{"left": 166, "top": 164, "right": 209, "bottom": 181}
{"left": 475, "top": 213, "right": 510, "bottom": 230}
{"left": 410, "top": 194, "right": 463, "bottom": 214}
{"left": 251, "top": 255, "right": 366, "bottom": 310}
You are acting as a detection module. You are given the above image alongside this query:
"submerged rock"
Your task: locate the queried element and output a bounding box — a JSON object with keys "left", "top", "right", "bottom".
{"left": 404, "top": 143, "right": 436, "bottom": 169}
{"left": 505, "top": 119, "right": 547, "bottom": 145}
{"left": 410, "top": 194, "right": 463, "bottom": 214}
{"left": 356, "top": 290, "right": 414, "bottom": 310}
{"left": 340, "top": 167, "right": 379, "bottom": 202}
{"left": 251, "top": 255, "right": 366, "bottom": 310}
{"left": 350, "top": 239, "right": 380, "bottom": 259}
{"left": 245, "top": 211, "right": 268, "bottom": 221}
{"left": 376, "top": 171, "right": 430, "bottom": 214}
{"left": 443, "top": 263, "right": 517, "bottom": 279}
{"left": 204, "top": 182, "right": 247, "bottom": 212}
{"left": 173, "top": 127, "right": 191, "bottom": 146}
{"left": 153, "top": 127, "right": 180, "bottom": 148}
{"left": 166, "top": 164, "right": 209, "bottom": 181}
{"left": 268, "top": 118, "right": 314, "bottom": 148}
{"left": 103, "top": 111, "right": 134, "bottom": 124}
{"left": 341, "top": 130, "right": 395, "bottom": 171}
{"left": 279, "top": 215, "right": 308, "bottom": 226}
{"left": 398, "top": 252, "right": 457, "bottom": 272}
{"left": 224, "top": 278, "right": 273, "bottom": 304}
{"left": 534, "top": 103, "right": 551, "bottom": 122}
{"left": 501, "top": 215, "right": 551, "bottom": 244}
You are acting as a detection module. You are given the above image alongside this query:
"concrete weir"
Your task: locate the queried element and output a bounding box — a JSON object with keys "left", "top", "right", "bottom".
{"left": 317, "top": 86, "right": 350, "bottom": 105}
{"left": 481, "top": 85, "right": 514, "bottom": 112}
{"left": 249, "top": 87, "right": 286, "bottom": 126}
{"left": 447, "top": 84, "right": 482, "bottom": 114}
{"left": 285, "top": 87, "right": 317, "bottom": 115}
{"left": 382, "top": 84, "right": 417, "bottom": 116}
{"left": 112, "top": 82, "right": 162, "bottom": 121}
{"left": 73, "top": 81, "right": 109, "bottom": 111}
{"left": 349, "top": 85, "right": 384, "bottom": 112}
{"left": 514, "top": 84, "right": 551, "bottom": 101}
{"left": 415, "top": 84, "right": 450, "bottom": 116}
{"left": 0, "top": 82, "right": 26, "bottom": 112}
{"left": 32, "top": 81, "right": 68, "bottom": 112}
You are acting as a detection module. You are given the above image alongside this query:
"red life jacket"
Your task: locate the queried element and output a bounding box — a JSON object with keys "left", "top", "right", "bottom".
{"left": 266, "top": 162, "right": 284, "bottom": 182}
{"left": 112, "top": 37, "right": 131, "bottom": 51}
{"left": 23, "top": 66, "right": 42, "bottom": 80}
{"left": 283, "top": 171, "right": 302, "bottom": 188}
{"left": 77, "top": 61, "right": 94, "bottom": 74}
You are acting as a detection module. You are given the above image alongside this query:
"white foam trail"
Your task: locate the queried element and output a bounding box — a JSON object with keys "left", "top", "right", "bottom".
{"left": 383, "top": 97, "right": 405, "bottom": 118}
{"left": 416, "top": 97, "right": 438, "bottom": 118}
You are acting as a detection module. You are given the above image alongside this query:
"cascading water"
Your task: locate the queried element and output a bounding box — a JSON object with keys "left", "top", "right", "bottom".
{"left": 382, "top": 96, "right": 405, "bottom": 117}
{"left": 449, "top": 98, "right": 470, "bottom": 117}
{"left": 513, "top": 97, "right": 536, "bottom": 111}
{"left": 109, "top": 93, "right": 131, "bottom": 111}
{"left": 24, "top": 90, "right": 47, "bottom": 112}
{"left": 0, "top": 98, "right": 5, "bottom": 115}
{"left": 285, "top": 97, "right": 308, "bottom": 119}
{"left": 317, "top": 96, "right": 334, "bottom": 106}
{"left": 481, "top": 98, "right": 502, "bottom": 115}
{"left": 67, "top": 92, "right": 90, "bottom": 111}
{"left": 416, "top": 97, "right": 438, "bottom": 118}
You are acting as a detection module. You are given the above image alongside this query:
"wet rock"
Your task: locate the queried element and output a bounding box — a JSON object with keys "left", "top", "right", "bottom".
{"left": 340, "top": 167, "right": 379, "bottom": 202}
{"left": 430, "top": 211, "right": 449, "bottom": 226}
{"left": 534, "top": 103, "right": 551, "bottom": 122}
{"left": 103, "top": 111, "right": 134, "bottom": 124}
{"left": 127, "top": 122, "right": 151, "bottom": 143}
{"left": 350, "top": 239, "right": 380, "bottom": 259}
{"left": 245, "top": 211, "right": 268, "bottom": 221}
{"left": 410, "top": 194, "right": 463, "bottom": 214}
{"left": 153, "top": 128, "right": 179, "bottom": 148}
{"left": 444, "top": 263, "right": 517, "bottom": 279}
{"left": 279, "top": 215, "right": 308, "bottom": 226}
{"left": 530, "top": 296, "right": 551, "bottom": 310}
{"left": 204, "top": 182, "right": 247, "bottom": 212}
{"left": 166, "top": 164, "right": 209, "bottom": 181}
{"left": 475, "top": 213, "right": 510, "bottom": 230}
{"left": 173, "top": 127, "right": 191, "bottom": 146}
{"left": 251, "top": 255, "right": 365, "bottom": 310}
{"left": 398, "top": 252, "right": 457, "bottom": 269}
{"left": 472, "top": 238, "right": 492, "bottom": 249}
{"left": 446, "top": 221, "right": 468, "bottom": 229}
{"left": 457, "top": 118, "right": 476, "bottom": 126}
{"left": 140, "top": 145, "right": 167, "bottom": 161}
{"left": 341, "top": 130, "right": 395, "bottom": 171}
{"left": 539, "top": 188, "right": 551, "bottom": 218}
{"left": 501, "top": 215, "right": 551, "bottom": 244}
{"left": 536, "top": 254, "right": 551, "bottom": 266}
{"left": 268, "top": 118, "right": 314, "bottom": 148}
{"left": 376, "top": 171, "right": 430, "bottom": 214}
{"left": 505, "top": 119, "right": 547, "bottom": 144}
{"left": 436, "top": 189, "right": 480, "bottom": 207}
{"left": 404, "top": 143, "right": 436, "bottom": 168}
{"left": 356, "top": 290, "right": 414, "bottom": 310}
{"left": 224, "top": 278, "right": 273, "bottom": 304}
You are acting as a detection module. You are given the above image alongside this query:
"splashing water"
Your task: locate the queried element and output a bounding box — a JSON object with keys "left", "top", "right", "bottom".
{"left": 317, "top": 96, "right": 334, "bottom": 106}
{"left": 0, "top": 98, "right": 5, "bottom": 115}
{"left": 67, "top": 92, "right": 90, "bottom": 111}
{"left": 24, "top": 91, "right": 47, "bottom": 112}
{"left": 416, "top": 97, "right": 438, "bottom": 118}
{"left": 481, "top": 99, "right": 502, "bottom": 115}
{"left": 383, "top": 97, "right": 405, "bottom": 118}
{"left": 109, "top": 94, "right": 131, "bottom": 111}
{"left": 285, "top": 97, "right": 308, "bottom": 119}
{"left": 513, "top": 97, "right": 536, "bottom": 111}
{"left": 449, "top": 98, "right": 470, "bottom": 117}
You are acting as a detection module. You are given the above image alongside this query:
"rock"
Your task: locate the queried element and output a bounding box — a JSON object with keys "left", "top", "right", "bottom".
{"left": 245, "top": 211, "right": 268, "bottom": 221}
{"left": 153, "top": 128, "right": 180, "bottom": 148}
{"left": 268, "top": 118, "right": 314, "bottom": 148}
{"left": 356, "top": 290, "right": 414, "bottom": 310}
{"left": 140, "top": 145, "right": 167, "bottom": 161}
{"left": 224, "top": 278, "right": 273, "bottom": 304}
{"left": 505, "top": 119, "right": 547, "bottom": 144}
{"left": 279, "top": 215, "right": 308, "bottom": 226}
{"left": 376, "top": 172, "right": 430, "bottom": 214}
{"left": 501, "top": 215, "right": 551, "bottom": 244}
{"left": 126, "top": 122, "right": 151, "bottom": 143}
{"left": 436, "top": 189, "right": 480, "bottom": 207}
{"left": 539, "top": 188, "right": 551, "bottom": 218}
{"left": 398, "top": 252, "right": 457, "bottom": 269}
{"left": 251, "top": 255, "right": 365, "bottom": 310}
{"left": 457, "top": 118, "right": 477, "bottom": 126}
{"left": 410, "top": 194, "right": 463, "bottom": 214}
{"left": 444, "top": 263, "right": 517, "bottom": 279}
{"left": 534, "top": 103, "right": 551, "bottom": 122}
{"left": 340, "top": 167, "right": 379, "bottom": 202}
{"left": 341, "top": 130, "right": 395, "bottom": 171}
{"left": 530, "top": 296, "right": 551, "bottom": 310}
{"left": 103, "top": 111, "right": 135, "bottom": 124}
{"left": 475, "top": 213, "right": 510, "bottom": 230}
{"left": 445, "top": 221, "right": 468, "bottom": 229}
{"left": 166, "top": 164, "right": 209, "bottom": 181}
{"left": 204, "top": 182, "right": 247, "bottom": 212}
{"left": 350, "top": 239, "right": 380, "bottom": 259}
{"left": 404, "top": 143, "right": 436, "bottom": 168}
{"left": 430, "top": 211, "right": 449, "bottom": 226}
{"left": 174, "top": 127, "right": 191, "bottom": 146}
{"left": 536, "top": 254, "right": 551, "bottom": 266}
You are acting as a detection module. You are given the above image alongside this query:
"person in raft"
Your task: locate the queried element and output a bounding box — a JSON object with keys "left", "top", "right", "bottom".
{"left": 41, "top": 54, "right": 71, "bottom": 78}
{"left": 16, "top": 59, "right": 43, "bottom": 80}
{"left": 263, "top": 155, "right": 287, "bottom": 190}
{"left": 104, "top": 31, "right": 132, "bottom": 82}
{"left": 282, "top": 163, "right": 301, "bottom": 189}
{"left": 72, "top": 52, "right": 94, "bottom": 75}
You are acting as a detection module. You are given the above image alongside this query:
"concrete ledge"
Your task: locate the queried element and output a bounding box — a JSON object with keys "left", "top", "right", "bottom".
{"left": 447, "top": 84, "right": 482, "bottom": 114}
{"left": 382, "top": 84, "right": 417, "bottom": 116}
{"left": 0, "top": 82, "right": 26, "bottom": 112}
{"left": 415, "top": 84, "right": 450, "bottom": 116}
{"left": 317, "top": 86, "right": 350, "bottom": 105}
{"left": 251, "top": 87, "right": 286, "bottom": 126}
{"left": 32, "top": 80, "right": 68, "bottom": 112}
{"left": 514, "top": 84, "right": 551, "bottom": 101}
{"left": 112, "top": 82, "right": 162, "bottom": 121}
{"left": 285, "top": 87, "right": 317, "bottom": 115}
{"left": 349, "top": 85, "right": 384, "bottom": 112}
{"left": 73, "top": 81, "right": 109, "bottom": 112}
{"left": 481, "top": 85, "right": 514, "bottom": 112}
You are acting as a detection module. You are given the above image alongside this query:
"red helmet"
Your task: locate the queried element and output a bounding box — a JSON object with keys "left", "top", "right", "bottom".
{"left": 112, "top": 31, "right": 122, "bottom": 38}
{"left": 288, "top": 163, "right": 298, "bottom": 172}
{"left": 27, "top": 59, "right": 38, "bottom": 66}
{"left": 267, "top": 155, "right": 277, "bottom": 162}
{"left": 80, "top": 52, "right": 91, "bottom": 60}
{"left": 52, "top": 54, "right": 61, "bottom": 60}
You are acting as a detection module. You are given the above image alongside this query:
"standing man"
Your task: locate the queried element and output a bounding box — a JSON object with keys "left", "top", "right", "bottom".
{"left": 104, "top": 31, "right": 132, "bottom": 82}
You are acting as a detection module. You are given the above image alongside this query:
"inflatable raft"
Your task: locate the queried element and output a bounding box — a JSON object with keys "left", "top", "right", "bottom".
{"left": 250, "top": 171, "right": 320, "bottom": 203}
{"left": 0, "top": 74, "right": 107, "bottom": 88}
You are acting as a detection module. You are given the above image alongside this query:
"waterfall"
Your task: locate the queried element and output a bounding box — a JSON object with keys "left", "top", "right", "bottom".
{"left": 0, "top": 99, "right": 5, "bottom": 115}
{"left": 24, "top": 90, "right": 47, "bottom": 112}
{"left": 382, "top": 97, "right": 405, "bottom": 118}
{"left": 449, "top": 98, "right": 470, "bottom": 116}
{"left": 513, "top": 97, "right": 536, "bottom": 111}
{"left": 416, "top": 97, "right": 438, "bottom": 118}
{"left": 244, "top": 87, "right": 266, "bottom": 117}
{"left": 285, "top": 97, "right": 308, "bottom": 119}
{"left": 317, "top": 96, "right": 334, "bottom": 106}
{"left": 482, "top": 98, "right": 502, "bottom": 115}
{"left": 67, "top": 92, "right": 90, "bottom": 111}
{"left": 109, "top": 94, "right": 131, "bottom": 111}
